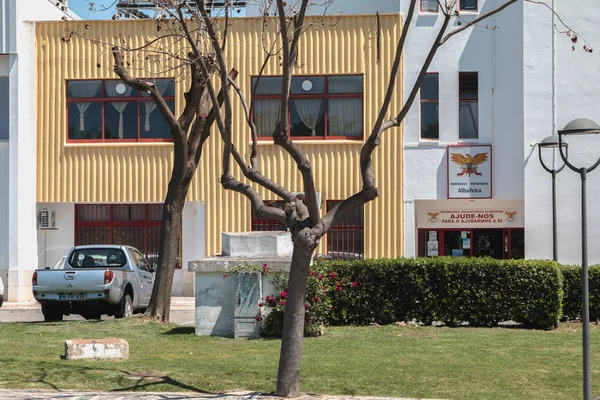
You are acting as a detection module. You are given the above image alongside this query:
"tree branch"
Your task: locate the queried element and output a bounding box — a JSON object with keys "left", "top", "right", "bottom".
{"left": 112, "top": 46, "right": 184, "bottom": 145}
{"left": 198, "top": 1, "right": 234, "bottom": 181}
{"left": 440, "top": 0, "right": 518, "bottom": 45}
{"left": 273, "top": 0, "right": 320, "bottom": 227}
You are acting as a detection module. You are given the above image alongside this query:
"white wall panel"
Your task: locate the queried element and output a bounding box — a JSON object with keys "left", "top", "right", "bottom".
{"left": 0, "top": 142, "right": 9, "bottom": 269}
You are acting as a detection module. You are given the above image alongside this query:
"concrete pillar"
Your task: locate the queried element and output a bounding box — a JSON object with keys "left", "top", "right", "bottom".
{"left": 8, "top": 22, "right": 37, "bottom": 301}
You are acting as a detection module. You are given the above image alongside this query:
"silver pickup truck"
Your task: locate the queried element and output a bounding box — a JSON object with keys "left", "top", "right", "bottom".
{"left": 32, "top": 245, "right": 155, "bottom": 322}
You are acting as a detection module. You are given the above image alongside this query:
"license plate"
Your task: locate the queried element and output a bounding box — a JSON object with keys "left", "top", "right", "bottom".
{"left": 59, "top": 294, "right": 83, "bottom": 301}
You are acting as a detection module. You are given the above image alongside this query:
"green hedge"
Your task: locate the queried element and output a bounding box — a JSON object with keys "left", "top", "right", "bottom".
{"left": 313, "top": 257, "right": 563, "bottom": 329}
{"left": 560, "top": 264, "right": 600, "bottom": 321}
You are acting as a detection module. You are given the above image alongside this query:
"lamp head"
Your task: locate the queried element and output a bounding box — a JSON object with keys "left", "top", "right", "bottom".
{"left": 558, "top": 118, "right": 600, "bottom": 136}
{"left": 538, "top": 135, "right": 568, "bottom": 149}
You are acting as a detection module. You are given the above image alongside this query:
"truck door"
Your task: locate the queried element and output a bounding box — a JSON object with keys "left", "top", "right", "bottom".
{"left": 130, "top": 249, "right": 154, "bottom": 306}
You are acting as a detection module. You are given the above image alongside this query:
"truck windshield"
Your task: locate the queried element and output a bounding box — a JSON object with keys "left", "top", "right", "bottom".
{"left": 68, "top": 248, "right": 127, "bottom": 268}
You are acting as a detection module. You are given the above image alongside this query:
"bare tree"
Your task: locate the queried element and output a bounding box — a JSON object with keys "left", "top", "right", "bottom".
{"left": 196, "top": 0, "right": 591, "bottom": 396}
{"left": 63, "top": 0, "right": 590, "bottom": 393}
{"left": 63, "top": 0, "right": 239, "bottom": 322}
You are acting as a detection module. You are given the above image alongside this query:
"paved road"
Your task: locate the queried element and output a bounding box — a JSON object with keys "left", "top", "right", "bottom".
{"left": 0, "top": 308, "right": 195, "bottom": 324}
{"left": 0, "top": 298, "right": 196, "bottom": 325}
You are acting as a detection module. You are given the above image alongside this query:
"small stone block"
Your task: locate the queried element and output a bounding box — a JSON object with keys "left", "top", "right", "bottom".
{"left": 64, "top": 338, "right": 129, "bottom": 360}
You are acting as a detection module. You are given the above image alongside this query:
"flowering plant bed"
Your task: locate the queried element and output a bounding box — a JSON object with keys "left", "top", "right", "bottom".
{"left": 225, "top": 263, "right": 357, "bottom": 338}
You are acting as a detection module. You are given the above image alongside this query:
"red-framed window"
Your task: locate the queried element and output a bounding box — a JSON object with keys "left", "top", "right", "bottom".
{"left": 74, "top": 204, "right": 181, "bottom": 268}
{"left": 251, "top": 200, "right": 287, "bottom": 232}
{"left": 420, "top": 0, "right": 439, "bottom": 12}
{"left": 420, "top": 73, "right": 439, "bottom": 139}
{"left": 326, "top": 201, "right": 364, "bottom": 261}
{"left": 66, "top": 79, "right": 175, "bottom": 143}
{"left": 251, "top": 75, "right": 364, "bottom": 140}
{"left": 459, "top": 72, "right": 478, "bottom": 139}
{"left": 417, "top": 228, "right": 524, "bottom": 259}
{"left": 459, "top": 0, "right": 478, "bottom": 11}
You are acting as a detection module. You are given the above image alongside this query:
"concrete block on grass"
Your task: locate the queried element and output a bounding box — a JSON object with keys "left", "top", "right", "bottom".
{"left": 64, "top": 338, "right": 129, "bottom": 360}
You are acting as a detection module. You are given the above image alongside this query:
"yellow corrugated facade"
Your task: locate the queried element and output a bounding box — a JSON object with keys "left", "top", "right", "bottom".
{"left": 36, "top": 14, "right": 403, "bottom": 258}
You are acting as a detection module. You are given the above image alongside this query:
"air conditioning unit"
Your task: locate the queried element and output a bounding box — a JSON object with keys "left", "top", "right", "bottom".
{"left": 38, "top": 209, "right": 56, "bottom": 230}
{"left": 292, "top": 192, "right": 322, "bottom": 209}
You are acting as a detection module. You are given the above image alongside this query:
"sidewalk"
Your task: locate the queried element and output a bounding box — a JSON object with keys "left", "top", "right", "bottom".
{"left": 0, "top": 389, "right": 433, "bottom": 400}
{"left": 1, "top": 297, "right": 195, "bottom": 311}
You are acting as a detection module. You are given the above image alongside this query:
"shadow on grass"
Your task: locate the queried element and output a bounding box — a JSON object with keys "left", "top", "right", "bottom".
{"left": 424, "top": 321, "right": 555, "bottom": 331}
{"left": 0, "top": 358, "right": 223, "bottom": 395}
{"left": 163, "top": 326, "right": 196, "bottom": 335}
{"left": 112, "top": 375, "right": 218, "bottom": 394}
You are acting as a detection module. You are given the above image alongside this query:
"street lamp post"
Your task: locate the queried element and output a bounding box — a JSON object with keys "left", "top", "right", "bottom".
{"left": 538, "top": 136, "right": 568, "bottom": 261}
{"left": 557, "top": 118, "right": 600, "bottom": 400}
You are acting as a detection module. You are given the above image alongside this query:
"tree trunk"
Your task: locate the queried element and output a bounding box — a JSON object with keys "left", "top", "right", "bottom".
{"left": 145, "top": 174, "right": 190, "bottom": 323}
{"left": 276, "top": 237, "right": 315, "bottom": 397}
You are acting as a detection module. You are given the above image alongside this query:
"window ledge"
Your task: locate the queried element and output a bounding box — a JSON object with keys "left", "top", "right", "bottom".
{"left": 253, "top": 139, "right": 364, "bottom": 146}
{"left": 64, "top": 142, "right": 174, "bottom": 148}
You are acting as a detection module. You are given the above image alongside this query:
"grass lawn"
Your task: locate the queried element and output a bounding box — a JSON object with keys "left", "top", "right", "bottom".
{"left": 0, "top": 319, "right": 599, "bottom": 399}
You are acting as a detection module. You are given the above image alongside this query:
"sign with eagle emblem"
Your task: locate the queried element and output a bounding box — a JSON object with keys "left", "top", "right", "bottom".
{"left": 447, "top": 145, "right": 492, "bottom": 198}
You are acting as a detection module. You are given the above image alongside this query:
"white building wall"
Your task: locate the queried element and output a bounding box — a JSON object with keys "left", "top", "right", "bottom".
{"left": 0, "top": 142, "right": 8, "bottom": 296}
{"left": 401, "top": 0, "right": 524, "bottom": 256}
{"left": 3, "top": 1, "right": 77, "bottom": 301}
{"left": 179, "top": 201, "right": 206, "bottom": 296}
{"left": 524, "top": 0, "right": 600, "bottom": 265}
{"left": 0, "top": 0, "right": 16, "bottom": 54}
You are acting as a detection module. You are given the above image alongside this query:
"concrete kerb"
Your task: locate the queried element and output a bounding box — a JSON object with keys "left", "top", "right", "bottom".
{"left": 0, "top": 389, "right": 440, "bottom": 400}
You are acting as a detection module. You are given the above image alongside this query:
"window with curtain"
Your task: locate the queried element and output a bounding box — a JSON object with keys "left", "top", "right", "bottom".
{"left": 420, "top": 73, "right": 439, "bottom": 139}
{"left": 251, "top": 75, "right": 363, "bottom": 140}
{"left": 421, "top": 0, "right": 439, "bottom": 12}
{"left": 459, "top": 72, "right": 478, "bottom": 139}
{"left": 66, "top": 78, "right": 175, "bottom": 142}
{"left": 459, "top": 0, "right": 478, "bottom": 11}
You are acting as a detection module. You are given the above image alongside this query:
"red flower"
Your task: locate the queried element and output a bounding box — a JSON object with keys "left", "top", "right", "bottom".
{"left": 262, "top": 263, "right": 268, "bottom": 272}
{"left": 222, "top": 273, "right": 228, "bottom": 279}
{"left": 352, "top": 281, "right": 358, "bottom": 288}
{"left": 266, "top": 296, "right": 276, "bottom": 304}
{"left": 304, "top": 303, "right": 309, "bottom": 309}
{"left": 258, "top": 302, "right": 264, "bottom": 307}
{"left": 256, "top": 316, "right": 263, "bottom": 321}
{"left": 314, "top": 295, "right": 319, "bottom": 302}
{"left": 329, "top": 272, "right": 337, "bottom": 279}
{"left": 336, "top": 285, "right": 342, "bottom": 291}
{"left": 323, "top": 285, "right": 327, "bottom": 291}
{"left": 280, "top": 290, "right": 288, "bottom": 298}
{"left": 279, "top": 300, "right": 286, "bottom": 306}
{"left": 318, "top": 275, "right": 324, "bottom": 281}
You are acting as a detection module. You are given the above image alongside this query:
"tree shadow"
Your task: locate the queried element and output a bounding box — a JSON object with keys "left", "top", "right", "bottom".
{"left": 162, "top": 326, "right": 195, "bottom": 335}
{"left": 111, "top": 375, "right": 218, "bottom": 394}
{"left": 0, "top": 358, "right": 226, "bottom": 395}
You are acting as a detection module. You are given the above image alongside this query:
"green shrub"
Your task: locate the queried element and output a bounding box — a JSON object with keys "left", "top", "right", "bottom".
{"left": 560, "top": 264, "right": 600, "bottom": 321}
{"left": 314, "top": 257, "right": 563, "bottom": 329}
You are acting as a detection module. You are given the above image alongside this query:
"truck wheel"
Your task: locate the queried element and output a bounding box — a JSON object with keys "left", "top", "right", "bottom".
{"left": 0, "top": 295, "right": 3, "bottom": 308}
{"left": 115, "top": 294, "right": 133, "bottom": 319}
{"left": 42, "top": 304, "right": 63, "bottom": 322}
